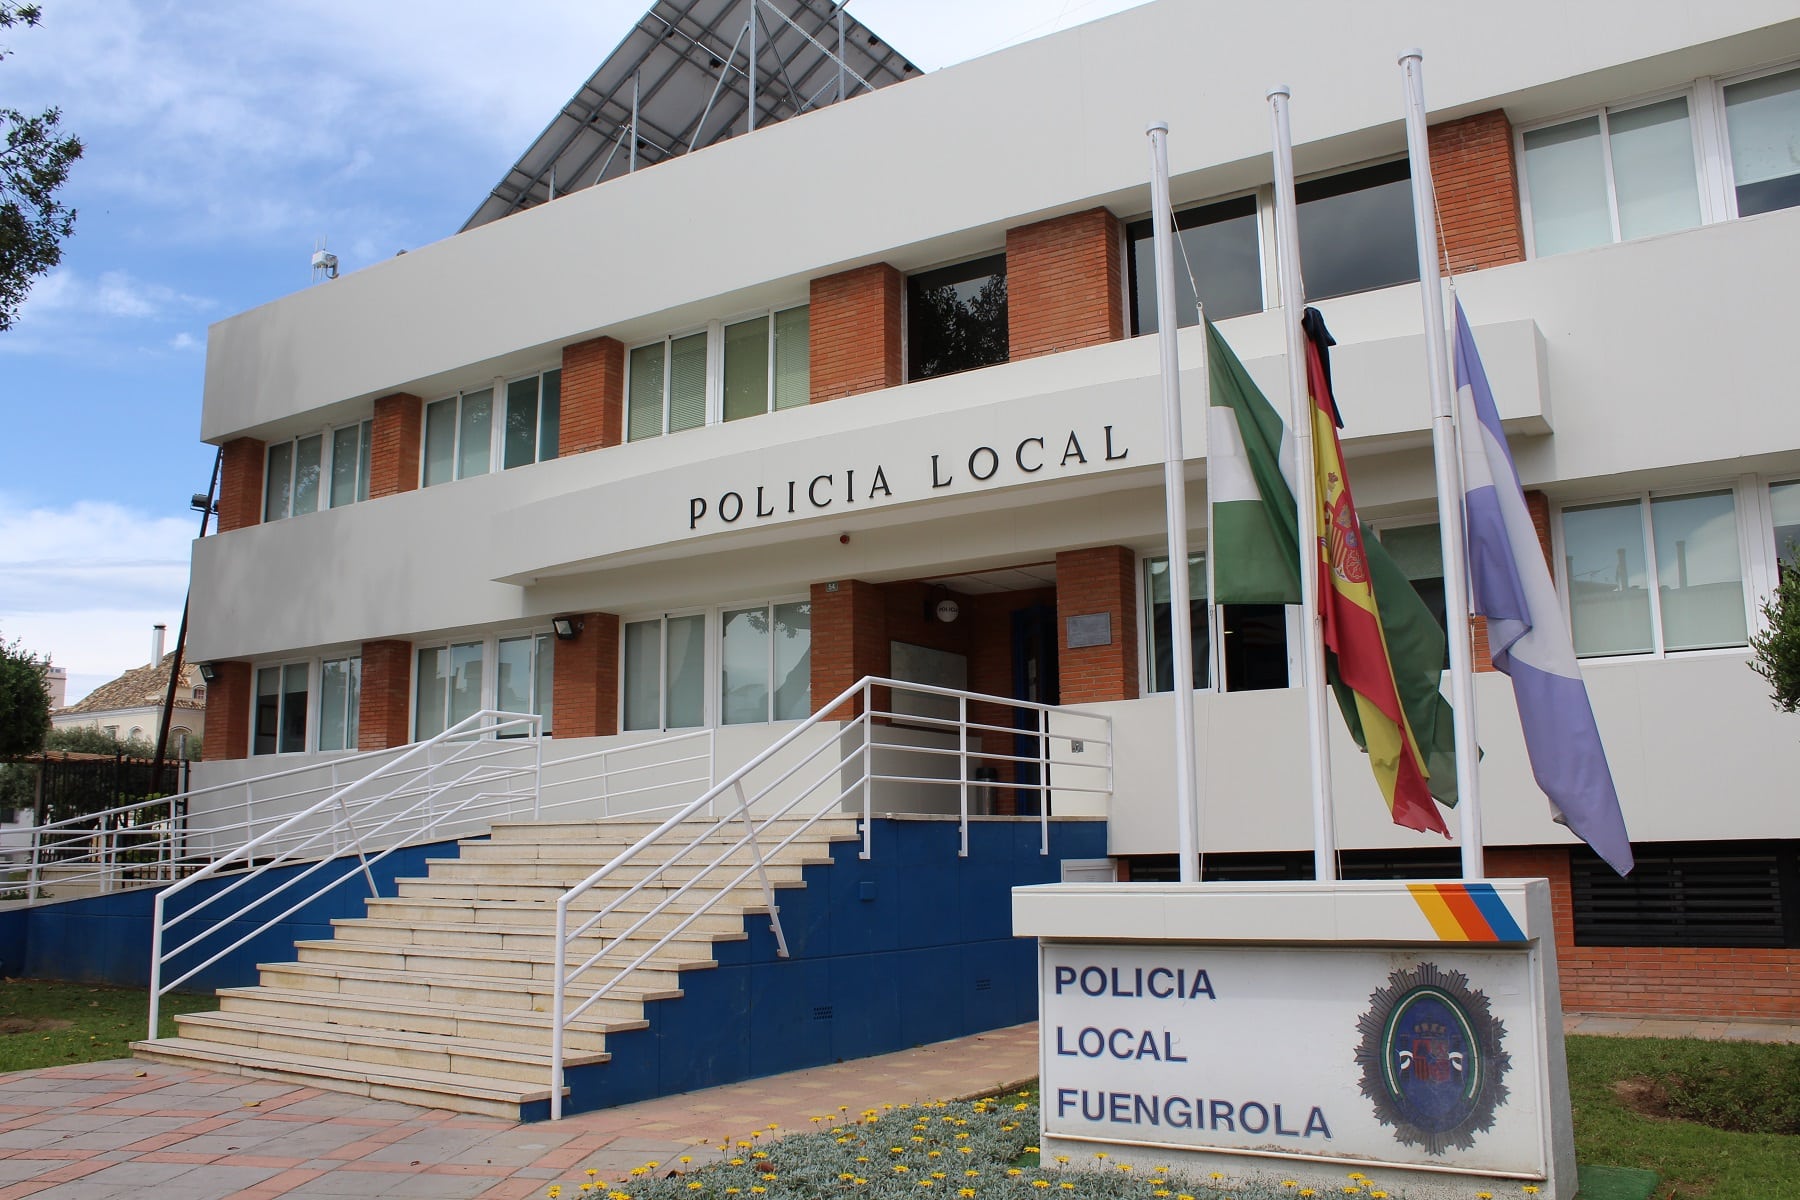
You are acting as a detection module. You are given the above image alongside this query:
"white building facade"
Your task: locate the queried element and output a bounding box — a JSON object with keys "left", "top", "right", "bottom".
{"left": 189, "top": 0, "right": 1800, "bottom": 1020}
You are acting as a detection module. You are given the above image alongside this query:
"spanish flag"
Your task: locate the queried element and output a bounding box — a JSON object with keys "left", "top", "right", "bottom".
{"left": 1303, "top": 310, "right": 1446, "bottom": 836}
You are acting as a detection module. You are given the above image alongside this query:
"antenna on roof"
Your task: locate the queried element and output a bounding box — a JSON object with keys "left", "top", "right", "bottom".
{"left": 310, "top": 236, "right": 339, "bottom": 283}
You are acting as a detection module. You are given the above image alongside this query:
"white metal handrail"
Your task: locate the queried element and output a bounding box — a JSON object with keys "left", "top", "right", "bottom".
{"left": 547, "top": 676, "right": 1113, "bottom": 1117}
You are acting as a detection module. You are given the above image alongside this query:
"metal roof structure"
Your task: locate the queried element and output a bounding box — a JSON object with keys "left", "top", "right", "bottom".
{"left": 462, "top": 0, "right": 919, "bottom": 232}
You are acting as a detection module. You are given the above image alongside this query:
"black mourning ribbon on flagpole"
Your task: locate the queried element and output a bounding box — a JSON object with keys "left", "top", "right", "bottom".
{"left": 1300, "top": 306, "right": 1343, "bottom": 430}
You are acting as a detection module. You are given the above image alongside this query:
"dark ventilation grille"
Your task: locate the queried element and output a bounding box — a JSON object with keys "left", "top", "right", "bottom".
{"left": 813, "top": 1006, "right": 834, "bottom": 1021}
{"left": 974, "top": 978, "right": 992, "bottom": 992}
{"left": 1571, "top": 842, "right": 1799, "bottom": 949}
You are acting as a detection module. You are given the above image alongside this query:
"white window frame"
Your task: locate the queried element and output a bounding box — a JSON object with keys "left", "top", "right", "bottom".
{"left": 499, "top": 368, "right": 563, "bottom": 470}
{"left": 620, "top": 609, "right": 712, "bottom": 732}
{"left": 1711, "top": 59, "right": 1800, "bottom": 220}
{"left": 627, "top": 303, "right": 808, "bottom": 441}
{"left": 423, "top": 366, "right": 560, "bottom": 487}
{"left": 249, "top": 652, "right": 363, "bottom": 756}
{"left": 1551, "top": 479, "right": 1757, "bottom": 662}
{"left": 264, "top": 420, "right": 373, "bottom": 522}
{"left": 411, "top": 629, "right": 554, "bottom": 741}
{"left": 718, "top": 596, "right": 813, "bottom": 725}
{"left": 316, "top": 653, "right": 363, "bottom": 753}
{"left": 1136, "top": 549, "right": 1300, "bottom": 698}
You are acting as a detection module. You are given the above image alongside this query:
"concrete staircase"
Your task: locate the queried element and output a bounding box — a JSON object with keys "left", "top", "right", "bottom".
{"left": 132, "top": 813, "right": 860, "bottom": 1119}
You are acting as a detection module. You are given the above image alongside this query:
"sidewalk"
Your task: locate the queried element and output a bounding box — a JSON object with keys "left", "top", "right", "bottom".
{"left": 0, "top": 1015, "right": 1792, "bottom": 1199}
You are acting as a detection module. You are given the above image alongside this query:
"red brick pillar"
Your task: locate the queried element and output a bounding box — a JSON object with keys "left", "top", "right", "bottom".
{"left": 552, "top": 613, "right": 621, "bottom": 738}
{"left": 358, "top": 639, "right": 414, "bottom": 750}
{"left": 809, "top": 264, "right": 902, "bottom": 403}
{"left": 1055, "top": 546, "right": 1139, "bottom": 703}
{"left": 203, "top": 661, "right": 252, "bottom": 760}
{"left": 1006, "top": 208, "right": 1123, "bottom": 360}
{"left": 1429, "top": 111, "right": 1525, "bottom": 274}
{"left": 561, "top": 337, "right": 625, "bottom": 455}
{"left": 368, "top": 393, "right": 423, "bottom": 498}
{"left": 217, "top": 438, "right": 266, "bottom": 533}
{"left": 810, "top": 580, "right": 888, "bottom": 718}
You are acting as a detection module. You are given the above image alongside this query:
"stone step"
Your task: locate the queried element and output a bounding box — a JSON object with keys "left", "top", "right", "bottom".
{"left": 256, "top": 960, "right": 681, "bottom": 1016}
{"left": 172, "top": 1011, "right": 608, "bottom": 1085}
{"left": 130, "top": 1036, "right": 558, "bottom": 1120}
{"left": 480, "top": 816, "right": 860, "bottom": 845}
{"left": 415, "top": 858, "right": 823, "bottom": 888}
{"left": 391, "top": 876, "right": 807, "bottom": 904}
{"left": 291, "top": 938, "right": 712, "bottom": 985}
{"left": 330, "top": 916, "right": 750, "bottom": 953}
{"left": 213, "top": 986, "right": 638, "bottom": 1052}
{"left": 360, "top": 895, "right": 771, "bottom": 929}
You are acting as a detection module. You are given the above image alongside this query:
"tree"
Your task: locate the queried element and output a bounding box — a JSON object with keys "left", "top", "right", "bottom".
{"left": 1751, "top": 556, "right": 1800, "bottom": 713}
{"left": 0, "top": 633, "right": 51, "bottom": 757}
{"left": 0, "top": 2, "right": 81, "bottom": 332}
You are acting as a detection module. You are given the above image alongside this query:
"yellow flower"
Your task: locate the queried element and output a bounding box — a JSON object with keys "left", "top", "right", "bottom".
{"left": 1153, "top": 1191, "right": 1171, "bottom": 1198}
{"left": 761, "top": 1174, "right": 777, "bottom": 1182}
{"left": 1476, "top": 1195, "right": 1493, "bottom": 1200}
{"left": 1348, "top": 1175, "right": 1365, "bottom": 1182}
{"left": 724, "top": 1191, "right": 738, "bottom": 1197}
{"left": 728, "top": 1160, "right": 745, "bottom": 1167}
{"left": 1024, "top": 1146, "right": 1039, "bottom": 1154}
{"left": 1031, "top": 1182, "right": 1050, "bottom": 1190}
{"left": 856, "top": 1157, "right": 871, "bottom": 1164}
{"left": 1060, "top": 1185, "right": 1076, "bottom": 1192}
{"left": 918, "top": 1182, "right": 935, "bottom": 1189}
{"left": 891, "top": 1147, "right": 906, "bottom": 1155}
{"left": 895, "top": 1165, "right": 911, "bottom": 1174}
{"left": 1371, "top": 1192, "right": 1389, "bottom": 1199}
{"left": 1014, "top": 1103, "right": 1029, "bottom": 1111}
{"left": 1117, "top": 1164, "right": 1133, "bottom": 1172}
{"left": 751, "top": 1152, "right": 768, "bottom": 1160}
{"left": 1342, "top": 1189, "right": 1361, "bottom": 1195}
{"left": 687, "top": 1185, "right": 703, "bottom": 1193}
{"left": 1523, "top": 1191, "right": 1541, "bottom": 1197}
{"left": 1007, "top": 1168, "right": 1023, "bottom": 1177}
{"left": 587, "top": 1170, "right": 600, "bottom": 1179}
{"left": 547, "top": 1189, "right": 563, "bottom": 1199}
{"left": 960, "top": 1191, "right": 976, "bottom": 1198}
{"left": 1054, "top": 1156, "right": 1069, "bottom": 1165}
{"left": 855, "top": 1180, "right": 868, "bottom": 1187}
{"left": 965, "top": 1170, "right": 980, "bottom": 1177}
{"left": 931, "top": 1173, "right": 947, "bottom": 1180}
{"left": 1212, "top": 1174, "right": 1225, "bottom": 1181}
{"left": 1281, "top": 1185, "right": 1299, "bottom": 1192}
{"left": 928, "top": 1150, "right": 942, "bottom": 1159}
{"left": 1093, "top": 1153, "right": 1107, "bottom": 1161}
{"left": 1299, "top": 1192, "right": 1316, "bottom": 1198}
{"left": 1000, "top": 1124, "right": 1018, "bottom": 1133}
{"left": 749, "top": 1189, "right": 765, "bottom": 1196}
{"left": 646, "top": 1163, "right": 659, "bottom": 1170}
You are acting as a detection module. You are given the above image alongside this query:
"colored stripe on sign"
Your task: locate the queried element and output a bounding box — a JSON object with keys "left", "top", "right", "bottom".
{"left": 1406, "top": 883, "right": 1526, "bottom": 942}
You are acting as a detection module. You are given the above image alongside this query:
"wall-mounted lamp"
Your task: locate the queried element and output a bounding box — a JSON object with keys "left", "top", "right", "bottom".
{"left": 190, "top": 493, "right": 217, "bottom": 515}
{"left": 197, "top": 662, "right": 219, "bottom": 683}
{"left": 551, "top": 616, "right": 583, "bottom": 641}
{"left": 925, "top": 586, "right": 960, "bottom": 624}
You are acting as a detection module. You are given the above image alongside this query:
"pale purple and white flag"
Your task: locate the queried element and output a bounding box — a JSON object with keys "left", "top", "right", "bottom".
{"left": 1455, "top": 299, "right": 1633, "bottom": 875}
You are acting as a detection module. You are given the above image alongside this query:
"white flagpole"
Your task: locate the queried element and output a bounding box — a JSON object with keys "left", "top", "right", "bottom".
{"left": 1399, "top": 50, "right": 1485, "bottom": 880}
{"left": 1266, "top": 88, "right": 1338, "bottom": 883}
{"left": 1146, "top": 121, "right": 1203, "bottom": 884}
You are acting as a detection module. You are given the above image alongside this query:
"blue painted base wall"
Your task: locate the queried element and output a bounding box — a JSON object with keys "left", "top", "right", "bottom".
{"left": 0, "top": 841, "right": 462, "bottom": 992}
{"left": 554, "top": 817, "right": 1105, "bottom": 1118}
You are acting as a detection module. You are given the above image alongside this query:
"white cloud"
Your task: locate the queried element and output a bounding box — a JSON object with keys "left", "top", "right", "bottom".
{"left": 168, "top": 331, "right": 200, "bottom": 351}
{"left": 20, "top": 267, "right": 213, "bottom": 322}
{"left": 0, "top": 496, "right": 194, "bottom": 696}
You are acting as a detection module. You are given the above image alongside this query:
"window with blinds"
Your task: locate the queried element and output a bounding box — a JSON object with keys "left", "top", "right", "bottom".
{"left": 1571, "top": 841, "right": 1799, "bottom": 948}
{"left": 631, "top": 305, "right": 810, "bottom": 439}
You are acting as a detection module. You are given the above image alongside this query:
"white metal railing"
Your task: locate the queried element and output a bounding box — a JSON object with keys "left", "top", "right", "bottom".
{"left": 142, "top": 715, "right": 717, "bottom": 1039}
{"left": 548, "top": 676, "right": 1113, "bottom": 1117}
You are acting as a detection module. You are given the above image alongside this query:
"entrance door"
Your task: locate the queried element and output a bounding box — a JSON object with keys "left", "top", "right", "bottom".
{"left": 1010, "top": 604, "right": 1060, "bottom": 815}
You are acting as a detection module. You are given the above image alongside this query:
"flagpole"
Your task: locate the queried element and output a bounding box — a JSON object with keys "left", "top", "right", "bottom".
{"left": 1399, "top": 50, "right": 1485, "bottom": 880}
{"left": 1146, "top": 121, "right": 1203, "bottom": 884}
{"left": 1265, "top": 87, "right": 1338, "bottom": 883}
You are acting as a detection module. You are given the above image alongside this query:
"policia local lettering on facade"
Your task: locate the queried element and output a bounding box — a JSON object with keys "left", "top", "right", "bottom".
{"left": 687, "top": 424, "right": 1130, "bottom": 529}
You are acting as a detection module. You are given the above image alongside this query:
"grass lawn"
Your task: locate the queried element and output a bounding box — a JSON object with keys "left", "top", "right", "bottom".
{"left": 1567, "top": 1034, "right": 1800, "bottom": 1200}
{"left": 0, "top": 978, "right": 218, "bottom": 1073}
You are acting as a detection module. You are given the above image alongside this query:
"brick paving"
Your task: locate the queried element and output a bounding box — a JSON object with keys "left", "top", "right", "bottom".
{"left": 0, "top": 1015, "right": 1789, "bottom": 1198}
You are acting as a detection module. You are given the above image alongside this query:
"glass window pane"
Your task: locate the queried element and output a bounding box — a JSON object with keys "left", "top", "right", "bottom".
{"left": 628, "top": 344, "right": 665, "bottom": 442}
{"left": 264, "top": 441, "right": 293, "bottom": 521}
{"left": 447, "top": 641, "right": 485, "bottom": 729}
{"left": 668, "top": 333, "right": 709, "bottom": 433}
{"left": 1130, "top": 196, "right": 1262, "bottom": 335}
{"left": 503, "top": 378, "right": 538, "bottom": 470}
{"left": 280, "top": 662, "right": 309, "bottom": 753}
{"left": 772, "top": 306, "right": 810, "bottom": 411}
{"left": 773, "top": 601, "right": 812, "bottom": 720}
{"left": 535, "top": 634, "right": 554, "bottom": 732}
{"left": 623, "top": 620, "right": 662, "bottom": 731}
{"left": 254, "top": 666, "right": 281, "bottom": 755}
{"left": 292, "top": 435, "right": 322, "bottom": 516}
{"left": 1144, "top": 554, "right": 1210, "bottom": 692}
{"left": 1609, "top": 98, "right": 1702, "bottom": 241}
{"left": 907, "top": 254, "right": 1009, "bottom": 380}
{"left": 1564, "top": 501, "right": 1654, "bottom": 657}
{"left": 539, "top": 370, "right": 560, "bottom": 461}
{"left": 345, "top": 656, "right": 360, "bottom": 749}
{"left": 1771, "top": 481, "right": 1800, "bottom": 567}
{"left": 665, "top": 614, "right": 706, "bottom": 728}
{"left": 415, "top": 646, "right": 448, "bottom": 740}
{"left": 1652, "top": 491, "right": 1747, "bottom": 651}
{"left": 357, "top": 420, "right": 372, "bottom": 503}
{"left": 423, "top": 398, "right": 457, "bottom": 487}
{"left": 1294, "top": 160, "right": 1417, "bottom": 299}
{"left": 723, "top": 316, "right": 770, "bottom": 422}
{"left": 721, "top": 606, "right": 772, "bottom": 724}
{"left": 1523, "top": 117, "right": 1613, "bottom": 256}
{"left": 1725, "top": 67, "right": 1800, "bottom": 216}
{"left": 330, "top": 425, "right": 361, "bottom": 508}
{"left": 497, "top": 635, "right": 534, "bottom": 715}
{"left": 319, "top": 657, "right": 350, "bottom": 751}
{"left": 457, "top": 389, "right": 493, "bottom": 479}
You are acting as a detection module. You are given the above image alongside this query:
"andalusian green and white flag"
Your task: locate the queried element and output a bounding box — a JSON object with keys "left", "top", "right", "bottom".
{"left": 1205, "top": 321, "right": 1462, "bottom": 807}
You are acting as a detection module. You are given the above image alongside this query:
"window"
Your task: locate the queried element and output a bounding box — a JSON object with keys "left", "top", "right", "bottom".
{"left": 1562, "top": 490, "right": 1749, "bottom": 657}
{"left": 623, "top": 614, "right": 707, "bottom": 732}
{"left": 1127, "top": 195, "right": 1263, "bottom": 334}
{"left": 266, "top": 422, "right": 372, "bottom": 521}
{"left": 317, "top": 655, "right": 361, "bottom": 752}
{"left": 725, "top": 307, "right": 810, "bottom": 421}
{"left": 253, "top": 662, "right": 309, "bottom": 755}
{"left": 414, "top": 641, "right": 485, "bottom": 740}
{"left": 907, "top": 255, "right": 1008, "bottom": 381}
{"left": 629, "top": 333, "right": 708, "bottom": 441}
{"left": 1294, "top": 159, "right": 1418, "bottom": 300}
{"left": 1376, "top": 523, "right": 1449, "bottom": 670}
{"left": 424, "top": 368, "right": 561, "bottom": 485}
{"left": 496, "top": 634, "right": 554, "bottom": 736}
{"left": 1571, "top": 841, "right": 1800, "bottom": 949}
{"left": 1143, "top": 554, "right": 1289, "bottom": 694}
{"left": 1771, "top": 480, "right": 1800, "bottom": 567}
{"left": 1723, "top": 66, "right": 1800, "bottom": 216}
{"left": 1520, "top": 96, "right": 1703, "bottom": 257}
{"left": 720, "top": 602, "right": 811, "bottom": 724}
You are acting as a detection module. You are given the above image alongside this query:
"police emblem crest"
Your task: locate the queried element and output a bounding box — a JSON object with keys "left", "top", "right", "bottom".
{"left": 1353, "top": 962, "right": 1511, "bottom": 1155}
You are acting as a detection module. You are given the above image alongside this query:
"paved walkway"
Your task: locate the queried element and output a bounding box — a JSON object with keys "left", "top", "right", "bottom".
{"left": 0, "top": 1015, "right": 1793, "bottom": 1199}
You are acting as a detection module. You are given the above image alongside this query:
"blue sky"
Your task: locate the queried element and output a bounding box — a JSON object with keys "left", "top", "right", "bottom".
{"left": 0, "top": 0, "right": 1148, "bottom": 703}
